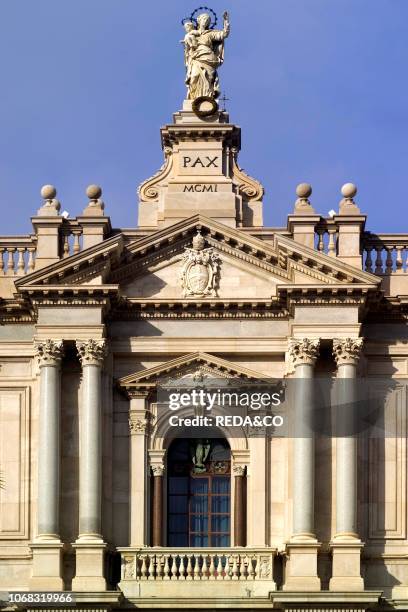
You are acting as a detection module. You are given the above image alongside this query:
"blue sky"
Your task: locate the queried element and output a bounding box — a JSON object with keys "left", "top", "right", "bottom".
{"left": 1, "top": 0, "right": 407, "bottom": 234}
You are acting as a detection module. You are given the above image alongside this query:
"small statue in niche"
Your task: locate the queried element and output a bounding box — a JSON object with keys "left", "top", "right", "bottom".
{"left": 191, "top": 439, "right": 211, "bottom": 473}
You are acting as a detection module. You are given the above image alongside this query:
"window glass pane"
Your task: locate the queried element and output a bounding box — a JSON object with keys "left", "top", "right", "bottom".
{"left": 211, "top": 515, "right": 230, "bottom": 532}
{"left": 168, "top": 477, "right": 188, "bottom": 494}
{"left": 168, "top": 514, "right": 188, "bottom": 533}
{"left": 169, "top": 495, "right": 188, "bottom": 513}
{"left": 191, "top": 496, "right": 207, "bottom": 513}
{"left": 211, "top": 496, "right": 230, "bottom": 513}
{"left": 212, "top": 476, "right": 230, "bottom": 494}
{"left": 191, "top": 478, "right": 208, "bottom": 494}
{"left": 191, "top": 534, "right": 209, "bottom": 547}
{"left": 190, "top": 515, "right": 208, "bottom": 532}
{"left": 211, "top": 534, "right": 230, "bottom": 547}
{"left": 169, "top": 533, "right": 188, "bottom": 546}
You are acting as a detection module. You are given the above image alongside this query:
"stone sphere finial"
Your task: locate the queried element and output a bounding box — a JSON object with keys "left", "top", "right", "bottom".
{"left": 296, "top": 183, "right": 312, "bottom": 199}
{"left": 294, "top": 182, "right": 315, "bottom": 214}
{"left": 341, "top": 183, "right": 357, "bottom": 199}
{"left": 339, "top": 182, "right": 360, "bottom": 215}
{"left": 41, "top": 184, "right": 57, "bottom": 200}
{"left": 82, "top": 184, "right": 105, "bottom": 216}
{"left": 86, "top": 184, "right": 102, "bottom": 200}
{"left": 37, "top": 184, "right": 60, "bottom": 216}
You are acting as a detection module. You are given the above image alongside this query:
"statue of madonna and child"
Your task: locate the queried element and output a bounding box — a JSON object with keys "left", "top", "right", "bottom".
{"left": 181, "top": 8, "right": 230, "bottom": 102}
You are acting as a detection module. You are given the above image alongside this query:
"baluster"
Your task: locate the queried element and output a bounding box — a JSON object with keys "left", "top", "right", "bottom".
{"left": 178, "top": 555, "right": 186, "bottom": 580}
{"left": 226, "top": 554, "right": 233, "bottom": 580}
{"left": 171, "top": 555, "right": 178, "bottom": 580}
{"left": 72, "top": 230, "right": 81, "bottom": 254}
{"left": 327, "top": 229, "right": 336, "bottom": 257}
{"left": 209, "top": 554, "right": 216, "bottom": 580}
{"left": 140, "top": 555, "right": 148, "bottom": 580}
{"left": 5, "top": 248, "right": 15, "bottom": 275}
{"left": 317, "top": 228, "right": 325, "bottom": 252}
{"left": 232, "top": 555, "right": 239, "bottom": 580}
{"left": 249, "top": 555, "right": 256, "bottom": 580}
{"left": 27, "top": 247, "right": 35, "bottom": 273}
{"left": 186, "top": 554, "right": 193, "bottom": 580}
{"left": 396, "top": 245, "right": 404, "bottom": 274}
{"left": 0, "top": 248, "right": 4, "bottom": 275}
{"left": 193, "top": 554, "right": 200, "bottom": 580}
{"left": 385, "top": 247, "right": 393, "bottom": 274}
{"left": 214, "top": 555, "right": 220, "bottom": 580}
{"left": 156, "top": 555, "right": 164, "bottom": 580}
{"left": 364, "top": 247, "right": 373, "bottom": 272}
{"left": 16, "top": 248, "right": 25, "bottom": 276}
{"left": 241, "top": 555, "right": 249, "bottom": 580}
{"left": 202, "top": 555, "right": 209, "bottom": 580}
{"left": 255, "top": 554, "right": 261, "bottom": 580}
{"left": 163, "top": 554, "right": 170, "bottom": 580}
{"left": 375, "top": 246, "right": 383, "bottom": 274}
{"left": 62, "top": 233, "right": 70, "bottom": 258}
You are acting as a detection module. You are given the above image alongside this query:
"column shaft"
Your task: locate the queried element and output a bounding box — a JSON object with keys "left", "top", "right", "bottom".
{"left": 336, "top": 362, "right": 358, "bottom": 536}
{"left": 76, "top": 339, "right": 106, "bottom": 542}
{"left": 152, "top": 472, "right": 163, "bottom": 546}
{"left": 79, "top": 363, "right": 103, "bottom": 537}
{"left": 292, "top": 363, "right": 315, "bottom": 538}
{"left": 38, "top": 365, "right": 61, "bottom": 536}
{"left": 234, "top": 473, "right": 245, "bottom": 546}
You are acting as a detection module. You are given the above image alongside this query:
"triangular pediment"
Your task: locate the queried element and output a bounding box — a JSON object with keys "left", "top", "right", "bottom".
{"left": 118, "top": 352, "right": 267, "bottom": 393}
{"left": 14, "top": 215, "right": 380, "bottom": 311}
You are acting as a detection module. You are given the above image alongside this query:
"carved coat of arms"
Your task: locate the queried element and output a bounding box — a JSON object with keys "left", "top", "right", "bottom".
{"left": 180, "top": 231, "right": 220, "bottom": 297}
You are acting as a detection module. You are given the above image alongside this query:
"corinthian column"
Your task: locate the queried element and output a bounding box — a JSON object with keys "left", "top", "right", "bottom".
{"left": 30, "top": 339, "right": 64, "bottom": 590}
{"left": 284, "top": 337, "right": 321, "bottom": 591}
{"left": 72, "top": 339, "right": 107, "bottom": 591}
{"left": 330, "top": 337, "right": 364, "bottom": 591}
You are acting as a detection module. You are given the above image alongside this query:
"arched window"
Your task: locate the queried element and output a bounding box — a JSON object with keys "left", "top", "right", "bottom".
{"left": 167, "top": 438, "right": 231, "bottom": 547}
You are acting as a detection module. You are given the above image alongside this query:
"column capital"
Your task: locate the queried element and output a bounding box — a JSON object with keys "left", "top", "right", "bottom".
{"left": 288, "top": 338, "right": 320, "bottom": 367}
{"left": 233, "top": 464, "right": 246, "bottom": 476}
{"left": 151, "top": 464, "right": 165, "bottom": 477}
{"left": 35, "top": 339, "right": 64, "bottom": 367}
{"left": 333, "top": 337, "right": 363, "bottom": 366}
{"left": 76, "top": 339, "right": 107, "bottom": 366}
{"left": 129, "top": 414, "right": 148, "bottom": 435}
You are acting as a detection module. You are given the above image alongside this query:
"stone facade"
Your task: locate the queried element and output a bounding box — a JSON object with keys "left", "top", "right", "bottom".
{"left": 0, "top": 93, "right": 407, "bottom": 612}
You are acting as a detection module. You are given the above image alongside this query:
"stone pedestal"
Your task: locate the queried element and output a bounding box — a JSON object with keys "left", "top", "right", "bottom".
{"left": 29, "top": 542, "right": 64, "bottom": 590}
{"left": 72, "top": 542, "right": 106, "bottom": 591}
{"left": 283, "top": 542, "right": 321, "bottom": 591}
{"left": 329, "top": 540, "right": 364, "bottom": 591}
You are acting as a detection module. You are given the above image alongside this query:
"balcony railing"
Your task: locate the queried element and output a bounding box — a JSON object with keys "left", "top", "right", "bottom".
{"left": 119, "top": 547, "right": 276, "bottom": 583}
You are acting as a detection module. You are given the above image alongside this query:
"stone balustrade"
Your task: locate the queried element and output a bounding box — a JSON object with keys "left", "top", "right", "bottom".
{"left": 60, "top": 220, "right": 83, "bottom": 258}
{"left": 119, "top": 548, "right": 276, "bottom": 582}
{"left": 363, "top": 233, "right": 408, "bottom": 274}
{"left": 0, "top": 237, "right": 37, "bottom": 276}
{"left": 315, "top": 219, "right": 338, "bottom": 256}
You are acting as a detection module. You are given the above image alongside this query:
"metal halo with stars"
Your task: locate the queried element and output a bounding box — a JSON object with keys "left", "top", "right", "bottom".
{"left": 190, "top": 6, "right": 218, "bottom": 29}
